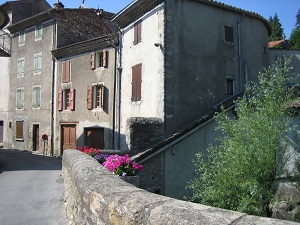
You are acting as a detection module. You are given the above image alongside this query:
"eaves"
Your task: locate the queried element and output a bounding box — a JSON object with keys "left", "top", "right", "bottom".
{"left": 51, "top": 33, "right": 119, "bottom": 60}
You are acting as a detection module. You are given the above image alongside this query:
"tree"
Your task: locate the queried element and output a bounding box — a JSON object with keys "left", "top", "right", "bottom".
{"left": 187, "top": 57, "right": 296, "bottom": 217}
{"left": 296, "top": 9, "right": 300, "bottom": 28}
{"left": 268, "top": 13, "right": 284, "bottom": 41}
{"left": 290, "top": 27, "right": 300, "bottom": 49}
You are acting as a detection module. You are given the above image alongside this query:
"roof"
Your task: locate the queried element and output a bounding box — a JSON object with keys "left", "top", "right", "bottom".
{"left": 131, "top": 92, "right": 242, "bottom": 163}
{"left": 51, "top": 33, "right": 119, "bottom": 59}
{"left": 268, "top": 39, "right": 292, "bottom": 49}
{"left": 8, "top": 8, "right": 115, "bottom": 34}
{"left": 113, "top": 0, "right": 271, "bottom": 34}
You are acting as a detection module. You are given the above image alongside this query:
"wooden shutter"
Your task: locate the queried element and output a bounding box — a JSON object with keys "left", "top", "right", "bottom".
{"left": 87, "top": 85, "right": 93, "bottom": 110}
{"left": 90, "top": 52, "right": 96, "bottom": 70}
{"left": 16, "top": 121, "right": 24, "bottom": 139}
{"left": 57, "top": 89, "right": 63, "bottom": 111}
{"left": 62, "top": 60, "right": 70, "bottom": 83}
{"left": 99, "top": 85, "right": 104, "bottom": 108}
{"left": 134, "top": 20, "right": 142, "bottom": 44}
{"left": 131, "top": 64, "right": 142, "bottom": 101}
{"left": 102, "top": 50, "right": 107, "bottom": 68}
{"left": 69, "top": 88, "right": 75, "bottom": 111}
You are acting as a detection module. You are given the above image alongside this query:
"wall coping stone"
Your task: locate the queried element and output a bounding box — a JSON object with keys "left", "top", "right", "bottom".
{"left": 62, "top": 150, "right": 300, "bottom": 225}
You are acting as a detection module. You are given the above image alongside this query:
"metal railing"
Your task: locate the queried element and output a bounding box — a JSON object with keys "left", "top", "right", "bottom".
{"left": 0, "top": 32, "right": 11, "bottom": 56}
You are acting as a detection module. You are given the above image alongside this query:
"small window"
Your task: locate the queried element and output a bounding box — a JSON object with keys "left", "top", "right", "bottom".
{"left": 32, "top": 86, "right": 41, "bottom": 108}
{"left": 58, "top": 88, "right": 75, "bottom": 111}
{"left": 16, "top": 88, "right": 24, "bottom": 109}
{"left": 227, "top": 79, "right": 234, "bottom": 95}
{"left": 131, "top": 64, "right": 142, "bottom": 102}
{"left": 15, "top": 121, "right": 24, "bottom": 140}
{"left": 33, "top": 53, "right": 42, "bottom": 74}
{"left": 224, "top": 26, "right": 234, "bottom": 43}
{"left": 90, "top": 50, "right": 108, "bottom": 70}
{"left": 19, "top": 30, "right": 25, "bottom": 46}
{"left": 62, "top": 60, "right": 70, "bottom": 83}
{"left": 17, "top": 57, "right": 25, "bottom": 77}
{"left": 87, "top": 84, "right": 104, "bottom": 110}
{"left": 134, "top": 20, "right": 142, "bottom": 45}
{"left": 35, "top": 24, "right": 43, "bottom": 40}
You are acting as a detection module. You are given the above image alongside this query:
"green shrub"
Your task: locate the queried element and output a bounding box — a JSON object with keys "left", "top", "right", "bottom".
{"left": 187, "top": 57, "right": 296, "bottom": 216}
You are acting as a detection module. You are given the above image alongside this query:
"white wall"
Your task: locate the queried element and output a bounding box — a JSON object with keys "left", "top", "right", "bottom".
{"left": 120, "top": 3, "right": 165, "bottom": 150}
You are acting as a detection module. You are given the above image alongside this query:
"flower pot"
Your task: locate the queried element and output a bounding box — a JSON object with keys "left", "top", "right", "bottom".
{"left": 119, "top": 175, "right": 139, "bottom": 187}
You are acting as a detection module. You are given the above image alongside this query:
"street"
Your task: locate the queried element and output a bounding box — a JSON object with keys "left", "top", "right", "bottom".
{"left": 0, "top": 149, "right": 66, "bottom": 225}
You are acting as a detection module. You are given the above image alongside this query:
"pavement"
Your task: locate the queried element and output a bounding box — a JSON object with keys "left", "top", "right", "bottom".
{"left": 0, "top": 149, "right": 67, "bottom": 225}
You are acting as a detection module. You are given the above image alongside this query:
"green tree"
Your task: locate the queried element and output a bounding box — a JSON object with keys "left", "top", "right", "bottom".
{"left": 268, "top": 13, "right": 284, "bottom": 41}
{"left": 187, "top": 58, "right": 295, "bottom": 216}
{"left": 290, "top": 9, "right": 300, "bottom": 49}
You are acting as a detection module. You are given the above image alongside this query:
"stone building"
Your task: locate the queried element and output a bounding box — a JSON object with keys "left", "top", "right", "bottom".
{"left": 6, "top": 2, "right": 116, "bottom": 155}
{"left": 51, "top": 32, "right": 118, "bottom": 155}
{"left": 0, "top": 0, "right": 51, "bottom": 148}
{"left": 112, "top": 0, "right": 271, "bottom": 198}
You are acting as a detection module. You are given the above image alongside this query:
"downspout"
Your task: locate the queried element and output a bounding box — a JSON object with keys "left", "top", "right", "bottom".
{"left": 112, "top": 43, "right": 117, "bottom": 148}
{"left": 237, "top": 15, "right": 244, "bottom": 92}
{"left": 50, "top": 18, "right": 57, "bottom": 156}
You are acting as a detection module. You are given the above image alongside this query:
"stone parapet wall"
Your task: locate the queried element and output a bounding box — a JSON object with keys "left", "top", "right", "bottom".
{"left": 62, "top": 150, "right": 300, "bottom": 225}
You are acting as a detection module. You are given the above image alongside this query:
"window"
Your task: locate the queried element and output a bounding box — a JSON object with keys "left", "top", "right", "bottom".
{"left": 33, "top": 53, "right": 42, "bottom": 74}
{"left": 224, "top": 26, "right": 234, "bottom": 43}
{"left": 90, "top": 50, "right": 108, "bottom": 70}
{"left": 16, "top": 88, "right": 24, "bottom": 109}
{"left": 87, "top": 84, "right": 104, "bottom": 110}
{"left": 62, "top": 60, "right": 70, "bottom": 83}
{"left": 227, "top": 79, "right": 234, "bottom": 95}
{"left": 15, "top": 121, "right": 24, "bottom": 140}
{"left": 32, "top": 86, "right": 41, "bottom": 108}
{"left": 17, "top": 57, "right": 25, "bottom": 77}
{"left": 58, "top": 88, "right": 75, "bottom": 111}
{"left": 35, "top": 24, "right": 43, "bottom": 40}
{"left": 131, "top": 64, "right": 142, "bottom": 102}
{"left": 134, "top": 20, "right": 142, "bottom": 45}
{"left": 84, "top": 128, "right": 104, "bottom": 149}
{"left": 19, "top": 30, "right": 25, "bottom": 46}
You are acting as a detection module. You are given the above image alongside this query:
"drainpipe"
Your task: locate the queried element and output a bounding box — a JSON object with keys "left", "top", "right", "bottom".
{"left": 237, "top": 15, "right": 244, "bottom": 92}
{"left": 50, "top": 18, "right": 57, "bottom": 156}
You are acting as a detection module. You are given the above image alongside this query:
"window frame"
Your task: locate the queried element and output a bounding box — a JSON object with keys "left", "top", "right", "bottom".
{"left": 33, "top": 52, "right": 42, "bottom": 74}
{"left": 133, "top": 20, "right": 142, "bottom": 45}
{"left": 16, "top": 88, "right": 24, "bottom": 110}
{"left": 58, "top": 88, "right": 75, "bottom": 111}
{"left": 35, "top": 24, "right": 43, "bottom": 41}
{"left": 87, "top": 84, "right": 104, "bottom": 110}
{"left": 19, "top": 30, "right": 25, "bottom": 46}
{"left": 15, "top": 120, "right": 24, "bottom": 141}
{"left": 17, "top": 57, "right": 25, "bottom": 77}
{"left": 90, "top": 50, "right": 108, "bottom": 70}
{"left": 32, "top": 85, "right": 41, "bottom": 109}
{"left": 224, "top": 25, "right": 234, "bottom": 43}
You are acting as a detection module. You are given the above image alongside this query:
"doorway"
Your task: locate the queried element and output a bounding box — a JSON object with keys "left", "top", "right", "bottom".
{"left": 32, "top": 124, "right": 39, "bottom": 151}
{"left": 61, "top": 124, "right": 77, "bottom": 151}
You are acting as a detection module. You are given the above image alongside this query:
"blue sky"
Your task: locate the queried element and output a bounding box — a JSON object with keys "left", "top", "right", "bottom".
{"left": 1, "top": 0, "right": 298, "bottom": 38}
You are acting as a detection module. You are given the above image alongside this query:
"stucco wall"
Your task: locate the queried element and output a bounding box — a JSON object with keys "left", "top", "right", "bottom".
{"left": 54, "top": 47, "right": 116, "bottom": 155}
{"left": 62, "top": 150, "right": 299, "bottom": 225}
{"left": 164, "top": 0, "right": 270, "bottom": 135}
{"left": 7, "top": 19, "right": 54, "bottom": 151}
{"left": 119, "top": 3, "right": 165, "bottom": 151}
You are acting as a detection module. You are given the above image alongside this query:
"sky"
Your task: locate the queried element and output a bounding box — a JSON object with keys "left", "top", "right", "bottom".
{"left": 1, "top": 0, "right": 298, "bottom": 38}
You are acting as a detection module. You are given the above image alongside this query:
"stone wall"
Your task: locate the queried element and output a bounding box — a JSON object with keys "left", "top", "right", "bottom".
{"left": 62, "top": 150, "right": 300, "bottom": 225}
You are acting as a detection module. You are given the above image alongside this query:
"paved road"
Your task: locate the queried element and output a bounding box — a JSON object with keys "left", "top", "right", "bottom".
{"left": 0, "top": 149, "right": 66, "bottom": 225}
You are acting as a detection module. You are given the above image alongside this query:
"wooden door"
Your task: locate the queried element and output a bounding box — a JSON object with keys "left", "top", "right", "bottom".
{"left": 0, "top": 121, "right": 3, "bottom": 143}
{"left": 85, "top": 128, "right": 104, "bottom": 149}
{"left": 32, "top": 124, "right": 39, "bottom": 151}
{"left": 62, "top": 125, "right": 76, "bottom": 150}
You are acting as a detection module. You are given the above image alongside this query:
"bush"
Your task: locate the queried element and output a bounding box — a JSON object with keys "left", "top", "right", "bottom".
{"left": 187, "top": 57, "right": 296, "bottom": 216}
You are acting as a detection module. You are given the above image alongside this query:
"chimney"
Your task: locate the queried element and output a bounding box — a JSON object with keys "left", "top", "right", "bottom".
{"left": 54, "top": 1, "right": 65, "bottom": 9}
{"left": 96, "top": 8, "right": 103, "bottom": 16}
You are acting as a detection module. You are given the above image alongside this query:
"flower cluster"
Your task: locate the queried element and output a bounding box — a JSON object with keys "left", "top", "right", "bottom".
{"left": 77, "top": 146, "right": 143, "bottom": 176}
{"left": 77, "top": 146, "right": 100, "bottom": 157}
{"left": 103, "top": 154, "right": 143, "bottom": 176}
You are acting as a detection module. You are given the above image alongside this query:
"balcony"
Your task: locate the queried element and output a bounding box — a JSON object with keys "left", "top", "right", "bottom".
{"left": 0, "top": 32, "right": 11, "bottom": 57}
